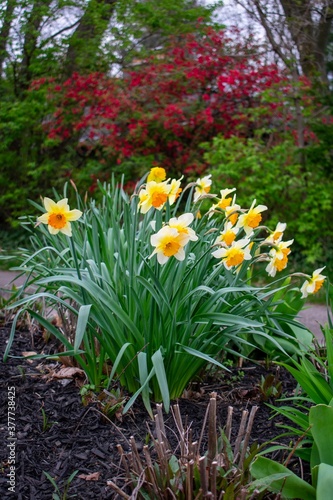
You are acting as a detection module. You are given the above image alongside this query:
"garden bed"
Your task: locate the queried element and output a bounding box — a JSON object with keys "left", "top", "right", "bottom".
{"left": 0, "top": 325, "right": 308, "bottom": 499}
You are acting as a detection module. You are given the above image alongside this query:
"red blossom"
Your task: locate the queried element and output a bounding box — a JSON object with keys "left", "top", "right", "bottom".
{"left": 38, "top": 27, "right": 313, "bottom": 179}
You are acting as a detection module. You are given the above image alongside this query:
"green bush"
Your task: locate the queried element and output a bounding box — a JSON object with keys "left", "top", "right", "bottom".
{"left": 203, "top": 135, "right": 333, "bottom": 275}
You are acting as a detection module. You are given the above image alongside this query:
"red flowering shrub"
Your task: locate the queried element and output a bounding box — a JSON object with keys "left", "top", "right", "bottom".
{"left": 42, "top": 28, "right": 306, "bottom": 182}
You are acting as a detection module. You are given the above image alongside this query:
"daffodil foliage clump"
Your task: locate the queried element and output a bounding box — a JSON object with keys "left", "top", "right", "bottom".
{"left": 6, "top": 168, "right": 325, "bottom": 414}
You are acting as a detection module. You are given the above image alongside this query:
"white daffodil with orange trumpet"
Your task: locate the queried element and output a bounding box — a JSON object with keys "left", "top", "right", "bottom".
{"left": 37, "top": 197, "right": 82, "bottom": 237}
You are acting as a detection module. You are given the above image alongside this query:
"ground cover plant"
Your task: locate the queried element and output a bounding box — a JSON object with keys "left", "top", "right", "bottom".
{"left": 4, "top": 167, "right": 324, "bottom": 419}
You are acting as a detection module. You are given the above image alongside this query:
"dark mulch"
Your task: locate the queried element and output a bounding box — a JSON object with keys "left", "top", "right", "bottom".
{"left": 0, "top": 324, "right": 309, "bottom": 499}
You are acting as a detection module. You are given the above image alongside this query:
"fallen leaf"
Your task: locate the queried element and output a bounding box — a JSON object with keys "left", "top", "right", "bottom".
{"left": 22, "top": 351, "right": 37, "bottom": 357}
{"left": 78, "top": 472, "right": 100, "bottom": 481}
{"left": 22, "top": 351, "right": 38, "bottom": 363}
{"left": 52, "top": 367, "right": 85, "bottom": 379}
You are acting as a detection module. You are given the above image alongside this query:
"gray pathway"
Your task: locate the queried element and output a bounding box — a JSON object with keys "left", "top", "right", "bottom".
{"left": 0, "top": 271, "right": 329, "bottom": 342}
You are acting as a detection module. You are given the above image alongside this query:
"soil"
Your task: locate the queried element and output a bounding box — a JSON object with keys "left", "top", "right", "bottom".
{"left": 0, "top": 324, "right": 310, "bottom": 499}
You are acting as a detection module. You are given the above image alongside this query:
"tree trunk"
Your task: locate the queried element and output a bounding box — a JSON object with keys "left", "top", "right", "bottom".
{"left": 17, "top": 0, "right": 53, "bottom": 92}
{"left": 0, "top": 0, "right": 17, "bottom": 75}
{"left": 279, "top": 0, "right": 333, "bottom": 85}
{"left": 64, "top": 0, "right": 117, "bottom": 77}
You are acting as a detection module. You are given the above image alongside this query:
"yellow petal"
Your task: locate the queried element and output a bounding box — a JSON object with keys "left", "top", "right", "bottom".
{"left": 66, "top": 209, "right": 82, "bottom": 221}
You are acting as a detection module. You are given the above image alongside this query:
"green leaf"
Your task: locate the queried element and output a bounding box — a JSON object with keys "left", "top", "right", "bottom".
{"left": 108, "top": 342, "right": 132, "bottom": 385}
{"left": 192, "top": 312, "right": 263, "bottom": 327}
{"left": 138, "top": 352, "right": 152, "bottom": 417}
{"left": 123, "top": 366, "right": 156, "bottom": 417}
{"left": 309, "top": 404, "right": 333, "bottom": 466}
{"left": 323, "top": 325, "right": 333, "bottom": 389}
{"left": 251, "top": 456, "right": 316, "bottom": 499}
{"left": 74, "top": 304, "right": 92, "bottom": 354}
{"left": 317, "top": 463, "right": 333, "bottom": 500}
{"left": 151, "top": 349, "right": 170, "bottom": 413}
{"left": 280, "top": 359, "right": 333, "bottom": 405}
{"left": 178, "top": 344, "right": 229, "bottom": 371}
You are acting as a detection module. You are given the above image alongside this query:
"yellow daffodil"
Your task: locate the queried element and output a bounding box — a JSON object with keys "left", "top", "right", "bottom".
{"left": 265, "top": 239, "right": 293, "bottom": 277}
{"left": 301, "top": 267, "right": 326, "bottom": 298}
{"left": 147, "top": 167, "right": 167, "bottom": 183}
{"left": 237, "top": 199, "right": 267, "bottom": 235}
{"left": 212, "top": 238, "right": 252, "bottom": 270}
{"left": 168, "top": 177, "right": 183, "bottom": 205}
{"left": 168, "top": 213, "right": 198, "bottom": 242}
{"left": 225, "top": 202, "right": 241, "bottom": 226}
{"left": 150, "top": 226, "right": 189, "bottom": 265}
{"left": 37, "top": 197, "right": 82, "bottom": 237}
{"left": 138, "top": 180, "right": 171, "bottom": 213}
{"left": 194, "top": 175, "right": 212, "bottom": 202}
{"left": 264, "top": 222, "right": 287, "bottom": 245}
{"left": 214, "top": 221, "right": 239, "bottom": 246}
{"left": 209, "top": 188, "right": 236, "bottom": 217}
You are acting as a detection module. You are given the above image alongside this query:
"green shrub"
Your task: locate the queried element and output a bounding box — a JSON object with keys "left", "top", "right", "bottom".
{"left": 203, "top": 135, "right": 333, "bottom": 275}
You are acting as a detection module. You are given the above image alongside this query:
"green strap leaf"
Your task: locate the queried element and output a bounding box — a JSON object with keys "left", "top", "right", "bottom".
{"left": 317, "top": 463, "right": 333, "bottom": 500}
{"left": 309, "top": 404, "right": 333, "bottom": 466}
{"left": 152, "top": 349, "right": 170, "bottom": 413}
{"left": 192, "top": 312, "right": 263, "bottom": 327}
{"left": 74, "top": 304, "right": 92, "bottom": 354}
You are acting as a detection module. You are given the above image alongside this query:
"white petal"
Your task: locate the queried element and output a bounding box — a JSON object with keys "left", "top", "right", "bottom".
{"left": 212, "top": 248, "right": 225, "bottom": 259}
{"left": 300, "top": 281, "right": 309, "bottom": 298}
{"left": 265, "top": 261, "right": 276, "bottom": 277}
{"left": 60, "top": 222, "right": 72, "bottom": 237}
{"left": 178, "top": 213, "right": 194, "bottom": 225}
{"left": 57, "top": 198, "right": 70, "bottom": 211}
{"left": 174, "top": 247, "right": 185, "bottom": 261}
{"left": 157, "top": 253, "right": 169, "bottom": 265}
{"left": 313, "top": 267, "right": 326, "bottom": 277}
{"left": 37, "top": 213, "right": 49, "bottom": 224}
{"left": 43, "top": 197, "right": 57, "bottom": 212}
{"left": 150, "top": 234, "right": 158, "bottom": 246}
{"left": 256, "top": 204, "right": 268, "bottom": 213}
{"left": 48, "top": 225, "right": 59, "bottom": 235}
{"left": 235, "top": 238, "right": 251, "bottom": 248}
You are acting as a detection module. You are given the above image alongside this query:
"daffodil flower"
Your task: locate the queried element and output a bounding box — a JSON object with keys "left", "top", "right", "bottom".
{"left": 264, "top": 222, "right": 287, "bottom": 245}
{"left": 150, "top": 226, "right": 189, "bottom": 265}
{"left": 214, "top": 221, "right": 239, "bottom": 246}
{"left": 209, "top": 188, "right": 236, "bottom": 217}
{"left": 168, "top": 213, "right": 198, "bottom": 242}
{"left": 138, "top": 180, "right": 171, "bottom": 213}
{"left": 225, "top": 202, "right": 241, "bottom": 226}
{"left": 301, "top": 267, "right": 326, "bottom": 298}
{"left": 237, "top": 199, "right": 267, "bottom": 235}
{"left": 37, "top": 198, "right": 82, "bottom": 237}
{"left": 168, "top": 177, "right": 183, "bottom": 205}
{"left": 265, "top": 239, "right": 293, "bottom": 277}
{"left": 194, "top": 175, "right": 212, "bottom": 202}
{"left": 212, "top": 238, "right": 252, "bottom": 270}
{"left": 147, "top": 167, "right": 167, "bottom": 183}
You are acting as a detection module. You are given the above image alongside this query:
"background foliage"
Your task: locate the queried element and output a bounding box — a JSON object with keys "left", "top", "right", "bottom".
{"left": 1, "top": 0, "right": 333, "bottom": 275}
